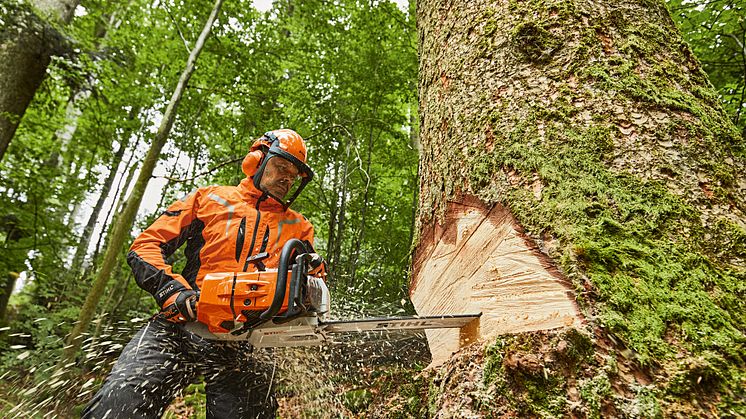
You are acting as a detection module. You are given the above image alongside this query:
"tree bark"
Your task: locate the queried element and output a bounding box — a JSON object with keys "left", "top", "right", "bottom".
{"left": 59, "top": 0, "right": 225, "bottom": 368}
{"left": 325, "top": 149, "right": 341, "bottom": 277}
{"left": 412, "top": 0, "right": 745, "bottom": 415}
{"left": 0, "top": 0, "right": 79, "bottom": 162}
{"left": 0, "top": 272, "right": 18, "bottom": 323}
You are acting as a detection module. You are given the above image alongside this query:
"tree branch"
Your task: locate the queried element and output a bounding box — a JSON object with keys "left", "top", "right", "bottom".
{"left": 157, "top": 156, "right": 243, "bottom": 183}
{"left": 161, "top": 2, "right": 191, "bottom": 54}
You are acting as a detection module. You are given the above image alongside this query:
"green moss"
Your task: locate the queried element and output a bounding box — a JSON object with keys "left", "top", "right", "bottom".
{"left": 477, "top": 110, "right": 745, "bottom": 380}
{"left": 511, "top": 21, "right": 563, "bottom": 63}
{"left": 342, "top": 388, "right": 373, "bottom": 413}
{"left": 182, "top": 383, "right": 206, "bottom": 417}
{"left": 630, "top": 385, "right": 663, "bottom": 418}
{"left": 426, "top": 380, "right": 441, "bottom": 417}
{"left": 422, "top": 0, "right": 745, "bottom": 410}
{"left": 482, "top": 8, "right": 498, "bottom": 38}
{"left": 579, "top": 124, "right": 614, "bottom": 155}
{"left": 512, "top": 373, "right": 567, "bottom": 417}
{"left": 484, "top": 335, "right": 573, "bottom": 417}
{"left": 371, "top": 367, "right": 429, "bottom": 418}
{"left": 578, "top": 48, "right": 742, "bottom": 151}
{"left": 469, "top": 152, "right": 498, "bottom": 190}
{"left": 517, "top": 372, "right": 567, "bottom": 417}
{"left": 580, "top": 373, "right": 612, "bottom": 419}
{"left": 561, "top": 328, "right": 595, "bottom": 364}
{"left": 483, "top": 339, "right": 506, "bottom": 385}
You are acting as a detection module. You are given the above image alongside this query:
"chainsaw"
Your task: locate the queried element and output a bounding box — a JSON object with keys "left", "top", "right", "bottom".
{"left": 183, "top": 238, "right": 481, "bottom": 348}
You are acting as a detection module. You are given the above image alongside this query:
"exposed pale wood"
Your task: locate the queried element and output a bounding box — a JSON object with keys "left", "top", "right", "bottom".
{"left": 411, "top": 198, "right": 582, "bottom": 365}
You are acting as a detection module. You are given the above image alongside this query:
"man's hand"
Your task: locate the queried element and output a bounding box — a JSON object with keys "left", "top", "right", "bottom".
{"left": 160, "top": 290, "right": 199, "bottom": 323}
{"left": 307, "top": 253, "right": 327, "bottom": 277}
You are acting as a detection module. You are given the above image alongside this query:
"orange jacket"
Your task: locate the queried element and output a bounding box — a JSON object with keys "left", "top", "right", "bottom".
{"left": 127, "top": 176, "right": 320, "bottom": 308}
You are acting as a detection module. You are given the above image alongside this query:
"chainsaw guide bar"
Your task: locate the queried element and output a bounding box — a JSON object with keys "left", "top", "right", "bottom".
{"left": 183, "top": 313, "right": 482, "bottom": 348}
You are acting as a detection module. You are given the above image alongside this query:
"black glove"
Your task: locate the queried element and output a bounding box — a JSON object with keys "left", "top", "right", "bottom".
{"left": 161, "top": 290, "right": 199, "bottom": 322}
{"left": 307, "top": 253, "right": 327, "bottom": 277}
{"left": 308, "top": 253, "right": 323, "bottom": 270}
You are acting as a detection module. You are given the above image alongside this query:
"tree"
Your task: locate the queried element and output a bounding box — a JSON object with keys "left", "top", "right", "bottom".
{"left": 59, "top": 0, "right": 225, "bottom": 368}
{"left": 0, "top": 0, "right": 79, "bottom": 162}
{"left": 411, "top": 0, "right": 744, "bottom": 415}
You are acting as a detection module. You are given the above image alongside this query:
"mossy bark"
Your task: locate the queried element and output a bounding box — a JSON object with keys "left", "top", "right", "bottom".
{"left": 414, "top": 0, "right": 745, "bottom": 415}
{"left": 0, "top": 0, "right": 78, "bottom": 162}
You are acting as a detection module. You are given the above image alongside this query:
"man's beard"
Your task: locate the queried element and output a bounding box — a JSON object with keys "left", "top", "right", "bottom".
{"left": 264, "top": 182, "right": 288, "bottom": 198}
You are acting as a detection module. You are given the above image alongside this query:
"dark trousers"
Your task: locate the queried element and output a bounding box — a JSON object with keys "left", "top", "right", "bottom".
{"left": 82, "top": 318, "right": 277, "bottom": 419}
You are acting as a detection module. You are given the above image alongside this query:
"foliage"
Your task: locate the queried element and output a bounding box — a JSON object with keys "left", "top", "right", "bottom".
{"left": 667, "top": 0, "right": 746, "bottom": 135}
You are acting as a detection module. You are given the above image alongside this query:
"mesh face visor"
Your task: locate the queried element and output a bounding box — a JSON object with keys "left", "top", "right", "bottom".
{"left": 253, "top": 143, "right": 314, "bottom": 209}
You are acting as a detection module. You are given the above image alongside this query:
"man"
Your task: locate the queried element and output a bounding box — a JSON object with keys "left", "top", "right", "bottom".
{"left": 83, "top": 129, "right": 325, "bottom": 418}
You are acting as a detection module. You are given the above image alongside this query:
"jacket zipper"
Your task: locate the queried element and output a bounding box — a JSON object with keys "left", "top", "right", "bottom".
{"left": 243, "top": 196, "right": 266, "bottom": 271}
{"left": 235, "top": 217, "right": 246, "bottom": 262}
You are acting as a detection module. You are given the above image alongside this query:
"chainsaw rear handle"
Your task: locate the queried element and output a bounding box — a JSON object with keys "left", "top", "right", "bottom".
{"left": 258, "top": 238, "right": 311, "bottom": 322}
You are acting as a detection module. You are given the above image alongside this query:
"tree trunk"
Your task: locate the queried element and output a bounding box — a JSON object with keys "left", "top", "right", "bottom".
{"left": 59, "top": 0, "right": 225, "bottom": 368}
{"left": 412, "top": 0, "right": 745, "bottom": 415}
{"left": 79, "top": 144, "right": 141, "bottom": 283}
{"left": 68, "top": 139, "right": 127, "bottom": 278}
{"left": 349, "top": 127, "right": 376, "bottom": 285}
{"left": 325, "top": 149, "right": 341, "bottom": 277}
{"left": 105, "top": 271, "right": 132, "bottom": 331}
{"left": 0, "top": 214, "right": 30, "bottom": 321}
{"left": 0, "top": 272, "right": 19, "bottom": 323}
{"left": 0, "top": 0, "right": 79, "bottom": 162}
{"left": 330, "top": 139, "right": 352, "bottom": 286}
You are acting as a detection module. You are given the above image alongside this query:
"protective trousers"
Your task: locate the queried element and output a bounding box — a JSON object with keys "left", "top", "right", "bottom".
{"left": 81, "top": 318, "right": 277, "bottom": 419}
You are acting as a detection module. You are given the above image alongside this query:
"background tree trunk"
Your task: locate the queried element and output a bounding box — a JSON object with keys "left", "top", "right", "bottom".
{"left": 0, "top": 215, "right": 29, "bottom": 321}
{"left": 412, "top": 0, "right": 745, "bottom": 415}
{"left": 59, "top": 0, "right": 225, "bottom": 368}
{"left": 329, "top": 139, "right": 352, "bottom": 284}
{"left": 0, "top": 0, "right": 79, "bottom": 162}
{"left": 68, "top": 138, "right": 127, "bottom": 279}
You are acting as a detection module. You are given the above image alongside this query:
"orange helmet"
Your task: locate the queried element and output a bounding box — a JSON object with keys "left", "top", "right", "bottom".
{"left": 247, "top": 129, "right": 314, "bottom": 209}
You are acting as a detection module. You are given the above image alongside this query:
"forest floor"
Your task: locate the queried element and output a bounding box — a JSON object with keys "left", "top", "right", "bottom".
{"left": 1, "top": 327, "right": 738, "bottom": 417}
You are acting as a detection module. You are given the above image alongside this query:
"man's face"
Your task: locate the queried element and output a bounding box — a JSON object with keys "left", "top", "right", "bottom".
{"left": 259, "top": 156, "right": 300, "bottom": 199}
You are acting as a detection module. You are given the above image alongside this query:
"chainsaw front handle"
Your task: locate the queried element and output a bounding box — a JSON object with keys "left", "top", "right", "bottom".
{"left": 258, "top": 238, "right": 311, "bottom": 323}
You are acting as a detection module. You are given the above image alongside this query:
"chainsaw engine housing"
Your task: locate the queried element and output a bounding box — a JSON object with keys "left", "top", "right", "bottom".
{"left": 197, "top": 270, "right": 292, "bottom": 334}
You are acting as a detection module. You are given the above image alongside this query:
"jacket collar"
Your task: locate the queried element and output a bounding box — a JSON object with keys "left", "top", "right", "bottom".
{"left": 238, "top": 177, "right": 287, "bottom": 212}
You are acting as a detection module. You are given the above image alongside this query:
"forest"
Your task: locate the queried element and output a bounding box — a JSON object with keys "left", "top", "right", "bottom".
{"left": 0, "top": 0, "right": 744, "bottom": 417}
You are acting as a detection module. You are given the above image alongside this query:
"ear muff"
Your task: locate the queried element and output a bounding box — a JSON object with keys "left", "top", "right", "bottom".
{"left": 241, "top": 150, "right": 264, "bottom": 177}
{"left": 241, "top": 138, "right": 273, "bottom": 177}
